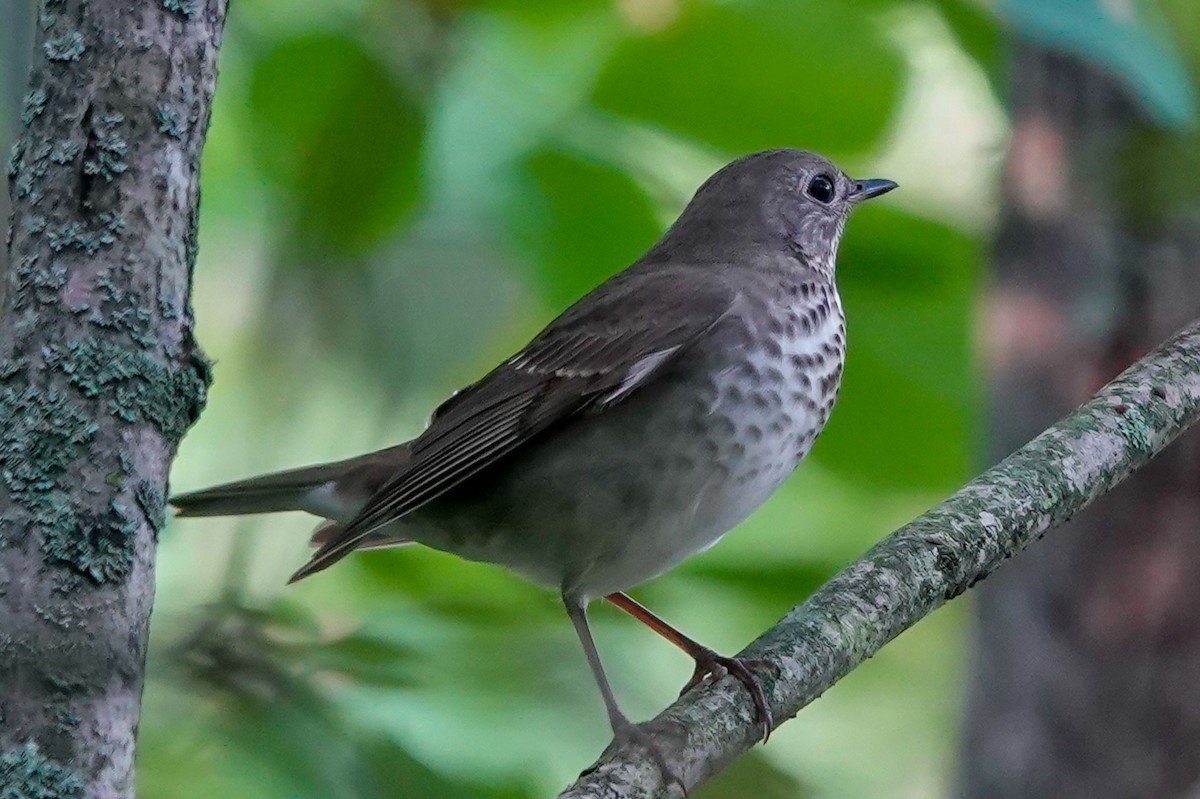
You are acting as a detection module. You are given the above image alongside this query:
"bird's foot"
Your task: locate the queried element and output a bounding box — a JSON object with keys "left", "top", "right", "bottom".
{"left": 681, "top": 649, "right": 777, "bottom": 742}
{"left": 615, "top": 717, "right": 688, "bottom": 796}
{"left": 582, "top": 717, "right": 688, "bottom": 796}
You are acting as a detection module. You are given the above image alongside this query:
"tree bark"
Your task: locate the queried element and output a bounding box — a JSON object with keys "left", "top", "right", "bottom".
{"left": 557, "top": 318, "right": 1200, "bottom": 799}
{"left": 0, "top": 1, "right": 225, "bottom": 796}
{"left": 959, "top": 44, "right": 1200, "bottom": 799}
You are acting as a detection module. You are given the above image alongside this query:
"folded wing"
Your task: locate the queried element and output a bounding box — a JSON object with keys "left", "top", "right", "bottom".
{"left": 289, "top": 267, "right": 737, "bottom": 582}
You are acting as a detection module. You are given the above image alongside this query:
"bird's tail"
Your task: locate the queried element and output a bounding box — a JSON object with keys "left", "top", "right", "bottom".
{"left": 170, "top": 462, "right": 348, "bottom": 519}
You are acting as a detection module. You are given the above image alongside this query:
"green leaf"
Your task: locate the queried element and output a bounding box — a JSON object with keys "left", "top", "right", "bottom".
{"left": 998, "top": 0, "right": 1198, "bottom": 128}
{"left": 248, "top": 33, "right": 425, "bottom": 255}
{"left": 449, "top": 0, "right": 608, "bottom": 22}
{"left": 1114, "top": 126, "right": 1200, "bottom": 229}
{"left": 816, "top": 206, "right": 981, "bottom": 490}
{"left": 424, "top": 8, "right": 620, "bottom": 203}
{"left": 932, "top": 0, "right": 1004, "bottom": 84}
{"left": 695, "top": 751, "right": 810, "bottom": 799}
{"left": 351, "top": 734, "right": 528, "bottom": 799}
{"left": 591, "top": 0, "right": 904, "bottom": 156}
{"left": 1160, "top": 0, "right": 1200, "bottom": 77}
{"left": 507, "top": 149, "right": 661, "bottom": 307}
{"left": 680, "top": 562, "right": 835, "bottom": 608}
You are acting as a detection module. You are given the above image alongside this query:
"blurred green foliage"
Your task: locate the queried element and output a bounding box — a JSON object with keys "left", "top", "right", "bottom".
{"left": 0, "top": 0, "right": 1194, "bottom": 796}
{"left": 249, "top": 31, "right": 426, "bottom": 254}
{"left": 591, "top": 1, "right": 904, "bottom": 155}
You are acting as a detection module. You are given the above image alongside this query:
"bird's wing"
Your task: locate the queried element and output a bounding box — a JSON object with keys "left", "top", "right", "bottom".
{"left": 289, "top": 267, "right": 737, "bottom": 582}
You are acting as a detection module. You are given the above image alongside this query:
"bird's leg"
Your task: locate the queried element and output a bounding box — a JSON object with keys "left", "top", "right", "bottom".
{"left": 562, "top": 595, "right": 685, "bottom": 793}
{"left": 564, "top": 595, "right": 631, "bottom": 734}
{"left": 605, "top": 591, "right": 775, "bottom": 742}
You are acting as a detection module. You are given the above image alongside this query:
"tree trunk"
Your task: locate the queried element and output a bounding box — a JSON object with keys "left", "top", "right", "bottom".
{"left": 960, "top": 44, "right": 1200, "bottom": 798}
{"left": 0, "top": 1, "right": 226, "bottom": 796}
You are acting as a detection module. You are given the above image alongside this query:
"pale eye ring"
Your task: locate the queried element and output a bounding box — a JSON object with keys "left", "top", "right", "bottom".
{"left": 807, "top": 174, "right": 835, "bottom": 203}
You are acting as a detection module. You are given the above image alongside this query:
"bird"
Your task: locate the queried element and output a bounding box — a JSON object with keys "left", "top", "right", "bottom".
{"left": 171, "top": 148, "right": 896, "bottom": 765}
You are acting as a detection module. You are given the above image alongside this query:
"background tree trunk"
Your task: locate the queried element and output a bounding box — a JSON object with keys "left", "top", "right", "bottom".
{"left": 0, "top": 1, "right": 226, "bottom": 795}
{"left": 0, "top": 0, "right": 35, "bottom": 313}
{"left": 960, "top": 43, "right": 1200, "bottom": 798}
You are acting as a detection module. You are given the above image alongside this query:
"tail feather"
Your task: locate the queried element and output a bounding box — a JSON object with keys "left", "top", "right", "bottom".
{"left": 172, "top": 444, "right": 413, "bottom": 583}
{"left": 170, "top": 462, "right": 346, "bottom": 518}
{"left": 308, "top": 520, "right": 413, "bottom": 551}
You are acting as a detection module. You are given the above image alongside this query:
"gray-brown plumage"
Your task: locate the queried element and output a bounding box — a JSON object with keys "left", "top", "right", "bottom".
{"left": 171, "top": 148, "right": 896, "bottom": 760}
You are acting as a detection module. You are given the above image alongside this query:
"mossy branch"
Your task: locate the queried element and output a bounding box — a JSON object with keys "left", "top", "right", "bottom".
{"left": 558, "top": 319, "right": 1200, "bottom": 799}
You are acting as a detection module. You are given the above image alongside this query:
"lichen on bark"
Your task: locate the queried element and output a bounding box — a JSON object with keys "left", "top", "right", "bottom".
{"left": 0, "top": 741, "right": 83, "bottom": 799}
{"left": 0, "top": 0, "right": 228, "bottom": 795}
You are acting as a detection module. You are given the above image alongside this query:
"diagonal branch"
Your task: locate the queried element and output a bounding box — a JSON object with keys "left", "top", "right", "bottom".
{"left": 558, "top": 318, "right": 1200, "bottom": 799}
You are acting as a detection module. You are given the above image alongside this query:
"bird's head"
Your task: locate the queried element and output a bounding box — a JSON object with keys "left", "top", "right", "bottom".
{"left": 649, "top": 149, "right": 896, "bottom": 275}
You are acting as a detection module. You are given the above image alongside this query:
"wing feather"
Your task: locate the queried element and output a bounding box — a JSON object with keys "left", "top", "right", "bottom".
{"left": 289, "top": 267, "right": 737, "bottom": 582}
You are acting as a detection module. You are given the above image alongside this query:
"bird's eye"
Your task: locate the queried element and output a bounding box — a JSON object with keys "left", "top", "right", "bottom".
{"left": 807, "top": 174, "right": 835, "bottom": 203}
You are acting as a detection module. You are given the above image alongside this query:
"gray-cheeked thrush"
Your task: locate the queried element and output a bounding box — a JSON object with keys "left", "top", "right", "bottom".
{"left": 172, "top": 148, "right": 896, "bottom": 762}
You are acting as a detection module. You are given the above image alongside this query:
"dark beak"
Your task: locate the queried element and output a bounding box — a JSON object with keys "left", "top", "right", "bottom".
{"left": 850, "top": 178, "right": 898, "bottom": 202}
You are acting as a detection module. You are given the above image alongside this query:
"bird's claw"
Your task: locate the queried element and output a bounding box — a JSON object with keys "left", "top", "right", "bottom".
{"left": 582, "top": 718, "right": 688, "bottom": 796}
{"left": 682, "top": 650, "right": 777, "bottom": 743}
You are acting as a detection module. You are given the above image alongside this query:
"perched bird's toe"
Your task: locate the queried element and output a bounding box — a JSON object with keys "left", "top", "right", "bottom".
{"left": 619, "top": 720, "right": 688, "bottom": 796}
{"left": 682, "top": 650, "right": 776, "bottom": 743}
